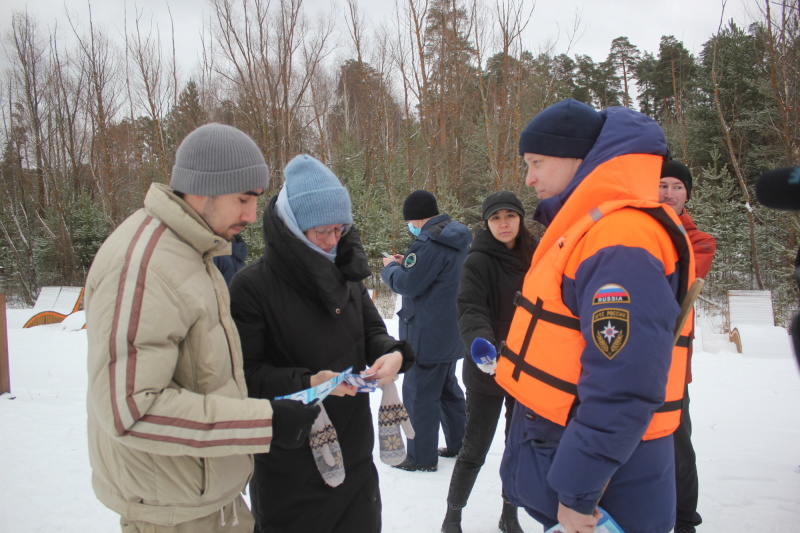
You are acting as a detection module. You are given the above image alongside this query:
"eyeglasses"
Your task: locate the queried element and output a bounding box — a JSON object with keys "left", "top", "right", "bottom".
{"left": 312, "top": 224, "right": 352, "bottom": 239}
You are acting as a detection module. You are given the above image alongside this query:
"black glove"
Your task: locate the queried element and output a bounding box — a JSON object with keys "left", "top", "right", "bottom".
{"left": 270, "top": 399, "right": 321, "bottom": 449}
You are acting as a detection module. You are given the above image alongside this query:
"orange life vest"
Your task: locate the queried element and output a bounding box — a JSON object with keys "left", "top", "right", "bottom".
{"left": 495, "top": 155, "right": 695, "bottom": 441}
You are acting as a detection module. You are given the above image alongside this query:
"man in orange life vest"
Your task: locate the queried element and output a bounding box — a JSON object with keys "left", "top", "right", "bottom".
{"left": 660, "top": 160, "right": 716, "bottom": 533}
{"left": 496, "top": 99, "right": 695, "bottom": 533}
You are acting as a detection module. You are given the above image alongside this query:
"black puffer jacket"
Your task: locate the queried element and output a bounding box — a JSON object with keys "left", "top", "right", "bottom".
{"left": 229, "top": 197, "right": 415, "bottom": 532}
{"left": 457, "top": 227, "right": 535, "bottom": 396}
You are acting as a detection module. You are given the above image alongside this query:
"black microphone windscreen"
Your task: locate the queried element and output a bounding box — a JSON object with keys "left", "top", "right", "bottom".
{"left": 756, "top": 166, "right": 800, "bottom": 210}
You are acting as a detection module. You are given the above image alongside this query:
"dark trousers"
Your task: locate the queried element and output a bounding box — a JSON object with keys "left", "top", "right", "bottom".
{"left": 446, "top": 389, "right": 515, "bottom": 509}
{"left": 402, "top": 361, "right": 466, "bottom": 466}
{"left": 675, "top": 386, "right": 702, "bottom": 528}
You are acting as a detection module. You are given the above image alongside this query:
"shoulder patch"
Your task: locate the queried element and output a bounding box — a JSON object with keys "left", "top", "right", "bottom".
{"left": 592, "top": 284, "right": 630, "bottom": 305}
{"left": 592, "top": 308, "right": 629, "bottom": 359}
{"left": 404, "top": 253, "right": 417, "bottom": 268}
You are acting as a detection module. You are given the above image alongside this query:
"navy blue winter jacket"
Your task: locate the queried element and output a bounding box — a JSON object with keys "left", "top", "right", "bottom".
{"left": 381, "top": 214, "right": 472, "bottom": 364}
{"left": 213, "top": 235, "right": 247, "bottom": 286}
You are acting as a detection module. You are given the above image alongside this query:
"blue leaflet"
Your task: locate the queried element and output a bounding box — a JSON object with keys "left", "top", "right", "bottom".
{"left": 275, "top": 367, "right": 353, "bottom": 404}
{"left": 545, "top": 507, "right": 625, "bottom": 533}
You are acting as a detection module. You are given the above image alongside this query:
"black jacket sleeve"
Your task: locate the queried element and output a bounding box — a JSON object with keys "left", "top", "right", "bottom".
{"left": 229, "top": 268, "right": 313, "bottom": 399}
{"left": 457, "top": 254, "right": 497, "bottom": 350}
{"left": 360, "top": 283, "right": 416, "bottom": 372}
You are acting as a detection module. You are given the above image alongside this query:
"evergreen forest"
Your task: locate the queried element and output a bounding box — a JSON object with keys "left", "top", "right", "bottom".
{"left": 1, "top": 0, "right": 798, "bottom": 326}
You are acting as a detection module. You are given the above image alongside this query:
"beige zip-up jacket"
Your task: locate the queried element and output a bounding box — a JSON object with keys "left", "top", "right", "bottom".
{"left": 86, "top": 183, "right": 273, "bottom": 525}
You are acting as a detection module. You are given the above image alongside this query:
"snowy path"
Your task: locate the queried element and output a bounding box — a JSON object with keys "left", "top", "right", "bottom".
{"left": 1, "top": 310, "right": 799, "bottom": 531}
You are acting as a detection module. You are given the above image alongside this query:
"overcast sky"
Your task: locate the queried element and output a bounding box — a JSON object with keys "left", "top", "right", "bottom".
{"left": 0, "top": 0, "right": 756, "bottom": 80}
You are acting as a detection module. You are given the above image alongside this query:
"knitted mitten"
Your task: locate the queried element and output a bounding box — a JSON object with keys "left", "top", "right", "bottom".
{"left": 378, "top": 380, "right": 415, "bottom": 466}
{"left": 308, "top": 403, "right": 345, "bottom": 487}
{"left": 471, "top": 337, "right": 498, "bottom": 375}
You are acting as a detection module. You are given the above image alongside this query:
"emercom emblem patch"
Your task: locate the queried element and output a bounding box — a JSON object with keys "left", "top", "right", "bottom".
{"left": 592, "top": 308, "right": 629, "bottom": 359}
{"left": 404, "top": 253, "right": 417, "bottom": 268}
{"left": 592, "top": 284, "right": 631, "bottom": 305}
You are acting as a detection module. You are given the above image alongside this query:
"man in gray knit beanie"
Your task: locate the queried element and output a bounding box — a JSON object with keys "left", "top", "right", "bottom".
{"left": 85, "top": 122, "right": 321, "bottom": 533}
{"left": 171, "top": 122, "right": 269, "bottom": 241}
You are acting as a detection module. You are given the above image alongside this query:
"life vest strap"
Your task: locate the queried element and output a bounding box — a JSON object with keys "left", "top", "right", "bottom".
{"left": 500, "top": 343, "right": 578, "bottom": 395}
{"left": 675, "top": 335, "right": 691, "bottom": 348}
{"left": 655, "top": 398, "right": 682, "bottom": 413}
{"left": 513, "top": 292, "right": 581, "bottom": 331}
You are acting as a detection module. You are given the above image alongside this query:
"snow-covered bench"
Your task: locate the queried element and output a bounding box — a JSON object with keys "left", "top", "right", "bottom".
{"left": 727, "top": 290, "right": 792, "bottom": 358}
{"left": 22, "top": 287, "right": 85, "bottom": 328}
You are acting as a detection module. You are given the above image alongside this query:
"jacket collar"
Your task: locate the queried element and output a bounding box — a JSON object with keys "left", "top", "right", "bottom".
{"left": 678, "top": 209, "right": 697, "bottom": 231}
{"left": 533, "top": 106, "right": 668, "bottom": 228}
{"left": 144, "top": 183, "right": 232, "bottom": 258}
{"left": 470, "top": 228, "right": 531, "bottom": 270}
{"left": 262, "top": 196, "right": 370, "bottom": 314}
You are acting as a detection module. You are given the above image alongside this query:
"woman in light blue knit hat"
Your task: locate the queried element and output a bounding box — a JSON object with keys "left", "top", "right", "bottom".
{"left": 276, "top": 154, "right": 355, "bottom": 257}
{"left": 229, "top": 155, "right": 416, "bottom": 533}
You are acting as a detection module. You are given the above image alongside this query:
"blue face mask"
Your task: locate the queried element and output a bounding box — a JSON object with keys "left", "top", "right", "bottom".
{"left": 408, "top": 222, "right": 421, "bottom": 237}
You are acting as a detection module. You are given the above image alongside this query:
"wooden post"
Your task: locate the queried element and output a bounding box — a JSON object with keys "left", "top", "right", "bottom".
{"left": 0, "top": 292, "right": 11, "bottom": 395}
{"left": 0, "top": 263, "right": 9, "bottom": 397}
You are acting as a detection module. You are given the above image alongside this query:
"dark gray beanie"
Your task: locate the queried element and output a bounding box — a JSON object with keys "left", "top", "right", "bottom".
{"left": 170, "top": 123, "right": 269, "bottom": 196}
{"left": 519, "top": 99, "right": 604, "bottom": 159}
{"left": 482, "top": 191, "right": 524, "bottom": 220}
{"left": 403, "top": 190, "right": 439, "bottom": 220}
{"left": 284, "top": 155, "right": 353, "bottom": 232}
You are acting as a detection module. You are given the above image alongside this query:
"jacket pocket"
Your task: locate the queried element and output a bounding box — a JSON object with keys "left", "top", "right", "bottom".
{"left": 201, "top": 458, "right": 210, "bottom": 496}
{"left": 396, "top": 308, "right": 416, "bottom": 345}
{"left": 505, "top": 408, "right": 561, "bottom": 514}
{"left": 200, "top": 455, "right": 253, "bottom": 504}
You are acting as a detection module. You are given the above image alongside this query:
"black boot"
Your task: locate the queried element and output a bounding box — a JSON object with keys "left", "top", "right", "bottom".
{"left": 499, "top": 501, "right": 524, "bottom": 533}
{"left": 441, "top": 507, "right": 462, "bottom": 533}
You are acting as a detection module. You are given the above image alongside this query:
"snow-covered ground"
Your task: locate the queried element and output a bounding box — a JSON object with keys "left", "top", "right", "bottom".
{"left": 1, "top": 308, "right": 799, "bottom": 532}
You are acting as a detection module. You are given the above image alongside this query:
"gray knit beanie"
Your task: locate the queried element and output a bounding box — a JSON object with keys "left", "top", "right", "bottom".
{"left": 284, "top": 155, "right": 353, "bottom": 232}
{"left": 170, "top": 123, "right": 269, "bottom": 196}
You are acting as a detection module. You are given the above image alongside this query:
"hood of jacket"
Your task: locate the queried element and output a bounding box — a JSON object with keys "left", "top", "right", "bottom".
{"left": 422, "top": 213, "right": 472, "bottom": 252}
{"left": 468, "top": 227, "right": 531, "bottom": 271}
{"left": 262, "top": 195, "right": 371, "bottom": 315}
{"left": 533, "top": 106, "right": 668, "bottom": 229}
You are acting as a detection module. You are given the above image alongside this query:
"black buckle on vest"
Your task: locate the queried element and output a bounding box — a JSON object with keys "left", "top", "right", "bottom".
{"left": 675, "top": 335, "right": 691, "bottom": 348}
{"left": 513, "top": 291, "right": 522, "bottom": 307}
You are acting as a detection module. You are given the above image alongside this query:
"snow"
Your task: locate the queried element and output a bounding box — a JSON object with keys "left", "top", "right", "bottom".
{"left": 2, "top": 309, "right": 799, "bottom": 531}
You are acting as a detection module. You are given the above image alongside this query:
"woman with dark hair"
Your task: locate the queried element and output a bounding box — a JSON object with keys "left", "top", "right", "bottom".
{"left": 441, "top": 191, "right": 536, "bottom": 533}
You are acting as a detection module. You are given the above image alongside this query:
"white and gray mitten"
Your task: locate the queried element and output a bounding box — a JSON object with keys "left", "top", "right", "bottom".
{"left": 309, "top": 403, "right": 345, "bottom": 487}
{"left": 378, "top": 380, "right": 415, "bottom": 466}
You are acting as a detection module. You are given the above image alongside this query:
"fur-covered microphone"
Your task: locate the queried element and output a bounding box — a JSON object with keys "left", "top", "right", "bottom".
{"left": 756, "top": 166, "right": 800, "bottom": 211}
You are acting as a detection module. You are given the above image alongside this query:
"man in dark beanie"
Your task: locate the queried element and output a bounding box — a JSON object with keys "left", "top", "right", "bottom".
{"left": 85, "top": 123, "right": 320, "bottom": 532}
{"left": 660, "top": 160, "right": 715, "bottom": 533}
{"left": 497, "top": 100, "right": 697, "bottom": 533}
{"left": 381, "top": 190, "right": 472, "bottom": 472}
{"left": 662, "top": 160, "right": 693, "bottom": 199}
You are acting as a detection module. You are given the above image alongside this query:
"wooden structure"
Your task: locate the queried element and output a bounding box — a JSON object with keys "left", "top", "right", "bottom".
{"left": 22, "top": 287, "right": 85, "bottom": 328}
{"left": 728, "top": 290, "right": 793, "bottom": 358}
